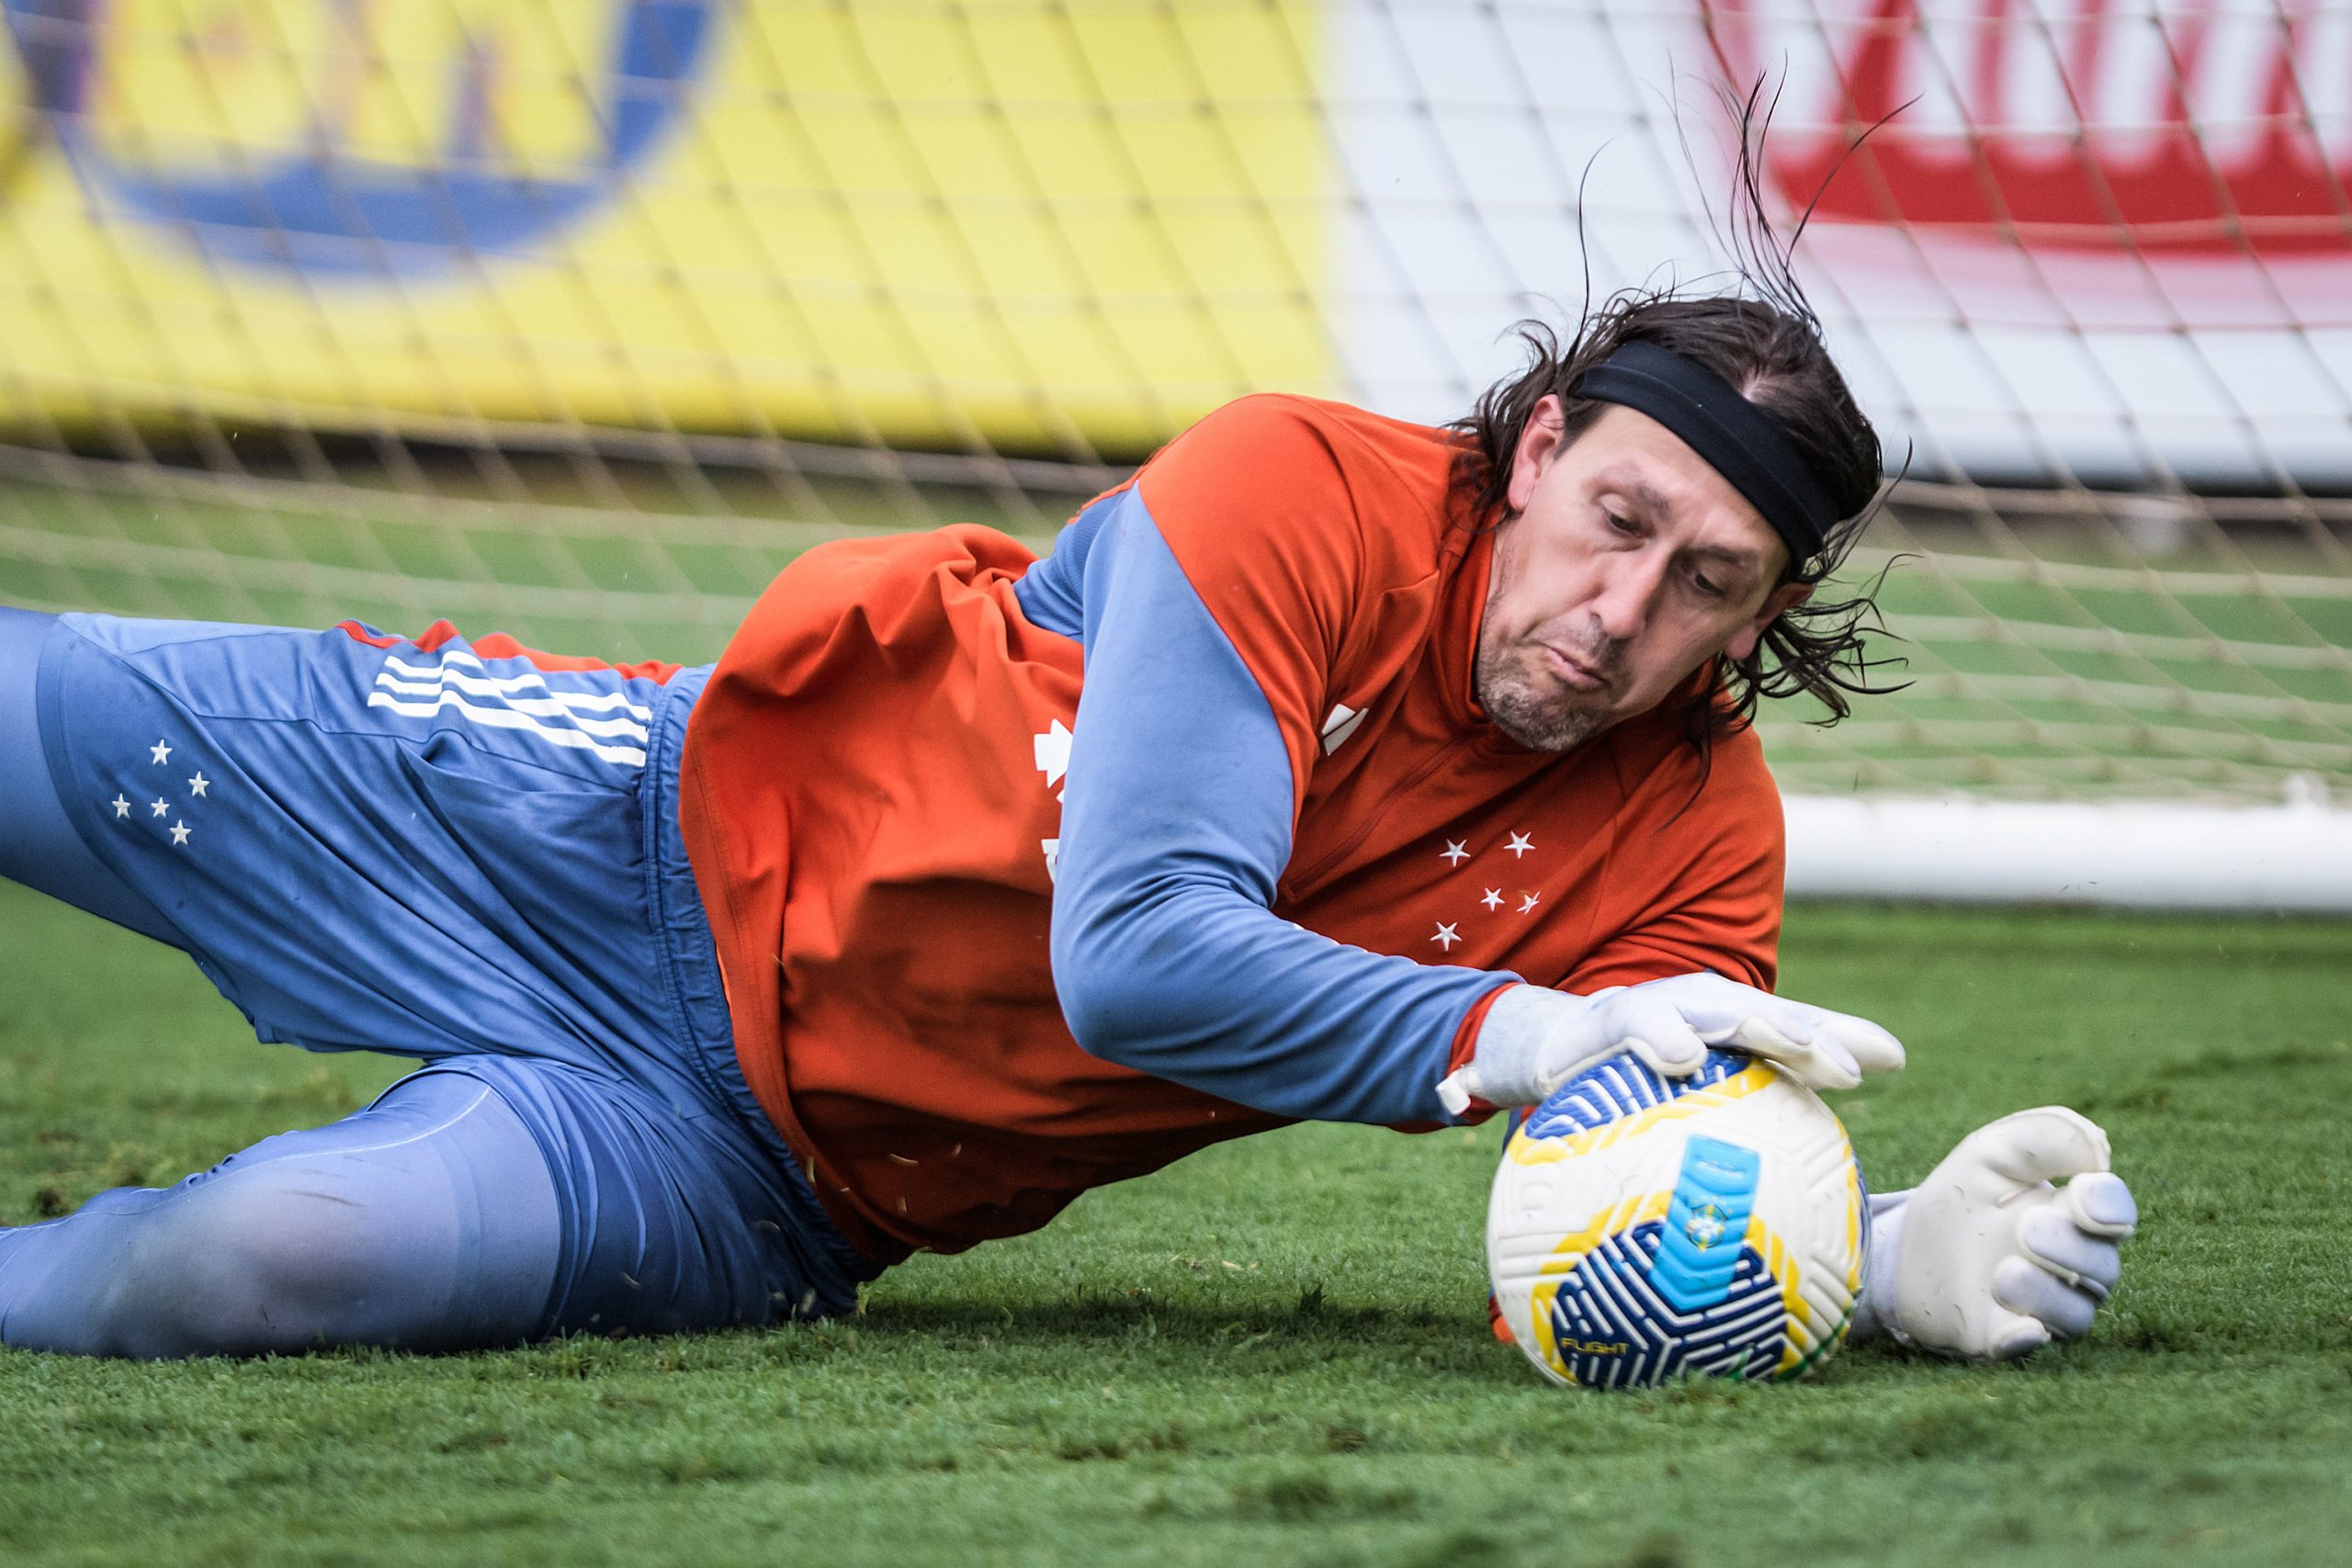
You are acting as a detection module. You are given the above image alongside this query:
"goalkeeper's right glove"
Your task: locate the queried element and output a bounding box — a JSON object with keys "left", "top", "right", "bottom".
{"left": 1435, "top": 972, "right": 1905, "bottom": 1114}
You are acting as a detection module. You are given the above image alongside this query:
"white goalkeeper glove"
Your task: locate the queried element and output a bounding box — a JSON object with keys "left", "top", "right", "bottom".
{"left": 1853, "top": 1106, "right": 2137, "bottom": 1360}
{"left": 1434, "top": 973, "right": 1905, "bottom": 1114}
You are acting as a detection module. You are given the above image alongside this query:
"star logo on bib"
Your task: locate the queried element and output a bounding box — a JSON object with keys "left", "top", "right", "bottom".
{"left": 1419, "top": 825, "right": 1554, "bottom": 960}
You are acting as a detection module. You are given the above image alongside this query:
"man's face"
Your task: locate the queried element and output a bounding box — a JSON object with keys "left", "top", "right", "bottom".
{"left": 1476, "top": 398, "right": 1813, "bottom": 752}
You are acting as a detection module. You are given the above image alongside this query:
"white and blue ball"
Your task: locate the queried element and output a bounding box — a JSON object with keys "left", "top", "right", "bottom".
{"left": 1487, "top": 1050, "right": 1869, "bottom": 1389}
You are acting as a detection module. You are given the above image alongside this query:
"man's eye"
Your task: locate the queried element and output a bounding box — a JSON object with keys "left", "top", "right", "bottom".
{"left": 1691, "top": 571, "right": 1724, "bottom": 598}
{"left": 1603, "top": 512, "right": 1636, "bottom": 535}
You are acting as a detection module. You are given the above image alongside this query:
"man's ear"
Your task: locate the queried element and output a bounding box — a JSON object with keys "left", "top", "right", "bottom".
{"left": 1725, "top": 580, "right": 1812, "bottom": 661}
{"left": 1506, "top": 395, "right": 1567, "bottom": 513}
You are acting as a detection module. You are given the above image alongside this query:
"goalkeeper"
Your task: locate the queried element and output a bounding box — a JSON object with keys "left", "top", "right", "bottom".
{"left": 0, "top": 291, "right": 2131, "bottom": 1361}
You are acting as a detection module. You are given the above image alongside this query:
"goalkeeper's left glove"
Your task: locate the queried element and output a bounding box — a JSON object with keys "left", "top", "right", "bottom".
{"left": 1851, "top": 1106, "right": 2137, "bottom": 1359}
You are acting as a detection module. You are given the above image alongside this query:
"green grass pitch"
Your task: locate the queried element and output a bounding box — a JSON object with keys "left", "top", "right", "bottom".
{"left": 2, "top": 880, "right": 2348, "bottom": 1567}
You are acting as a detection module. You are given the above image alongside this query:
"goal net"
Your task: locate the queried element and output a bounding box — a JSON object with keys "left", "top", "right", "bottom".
{"left": 1, "top": 1, "right": 2346, "bottom": 903}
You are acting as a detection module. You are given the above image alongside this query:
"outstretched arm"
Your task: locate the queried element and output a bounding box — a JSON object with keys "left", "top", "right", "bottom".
{"left": 1049, "top": 488, "right": 1903, "bottom": 1122}
{"left": 1047, "top": 400, "right": 1902, "bottom": 1124}
{"left": 1049, "top": 485, "right": 1506, "bottom": 1125}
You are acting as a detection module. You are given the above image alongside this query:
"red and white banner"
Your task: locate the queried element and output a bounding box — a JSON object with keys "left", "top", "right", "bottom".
{"left": 1711, "top": 0, "right": 2352, "bottom": 327}
{"left": 1336, "top": 0, "right": 2352, "bottom": 487}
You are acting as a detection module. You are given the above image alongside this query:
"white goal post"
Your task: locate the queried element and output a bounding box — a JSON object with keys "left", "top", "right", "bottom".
{"left": 1785, "top": 789, "right": 2352, "bottom": 911}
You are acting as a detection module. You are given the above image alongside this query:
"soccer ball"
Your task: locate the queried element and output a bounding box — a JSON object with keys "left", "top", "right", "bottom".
{"left": 1487, "top": 1049, "right": 1869, "bottom": 1390}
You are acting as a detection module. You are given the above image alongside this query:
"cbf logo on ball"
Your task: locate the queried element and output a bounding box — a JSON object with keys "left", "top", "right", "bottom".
{"left": 2, "top": 0, "right": 715, "bottom": 275}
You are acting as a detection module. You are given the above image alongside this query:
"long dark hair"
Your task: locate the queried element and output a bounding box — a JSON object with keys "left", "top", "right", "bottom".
{"left": 1448, "top": 85, "right": 1905, "bottom": 741}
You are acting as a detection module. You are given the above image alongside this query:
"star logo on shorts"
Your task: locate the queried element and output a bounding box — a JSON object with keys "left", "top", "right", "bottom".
{"left": 1440, "top": 840, "right": 1469, "bottom": 866}
{"left": 188, "top": 773, "right": 210, "bottom": 798}
{"left": 1506, "top": 831, "right": 1534, "bottom": 858}
{"left": 110, "top": 795, "right": 130, "bottom": 819}
{"left": 169, "top": 820, "right": 192, "bottom": 847}
{"left": 149, "top": 739, "right": 172, "bottom": 765}
{"left": 1430, "top": 921, "right": 1461, "bottom": 951}
{"left": 149, "top": 797, "right": 169, "bottom": 818}
{"left": 1479, "top": 887, "right": 1502, "bottom": 910}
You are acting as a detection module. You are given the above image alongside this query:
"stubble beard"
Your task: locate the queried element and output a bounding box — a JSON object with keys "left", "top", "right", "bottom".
{"left": 1475, "top": 619, "right": 1620, "bottom": 753}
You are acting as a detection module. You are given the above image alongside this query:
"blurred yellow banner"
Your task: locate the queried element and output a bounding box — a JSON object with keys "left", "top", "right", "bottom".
{"left": 0, "top": 1, "right": 1331, "bottom": 457}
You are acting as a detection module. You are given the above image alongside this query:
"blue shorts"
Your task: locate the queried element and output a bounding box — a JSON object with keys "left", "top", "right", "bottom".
{"left": 24, "top": 613, "right": 874, "bottom": 1335}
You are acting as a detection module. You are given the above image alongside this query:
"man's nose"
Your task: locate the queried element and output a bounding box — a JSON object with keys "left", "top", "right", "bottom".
{"left": 1590, "top": 552, "right": 1668, "bottom": 641}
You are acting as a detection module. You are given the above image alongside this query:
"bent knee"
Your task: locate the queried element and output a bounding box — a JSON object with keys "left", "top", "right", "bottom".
{"left": 85, "top": 1177, "right": 427, "bottom": 1357}
{"left": 11, "top": 1073, "right": 563, "bottom": 1359}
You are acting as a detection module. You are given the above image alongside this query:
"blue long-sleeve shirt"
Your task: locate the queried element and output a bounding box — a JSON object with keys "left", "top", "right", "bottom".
{"left": 1019, "top": 485, "right": 1514, "bottom": 1126}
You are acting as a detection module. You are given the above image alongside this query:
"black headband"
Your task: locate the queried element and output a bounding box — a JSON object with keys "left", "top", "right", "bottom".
{"left": 1570, "top": 339, "right": 1840, "bottom": 562}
